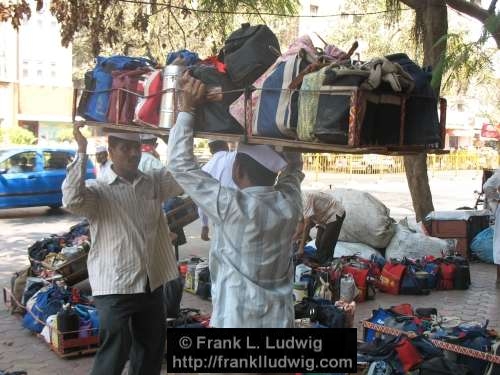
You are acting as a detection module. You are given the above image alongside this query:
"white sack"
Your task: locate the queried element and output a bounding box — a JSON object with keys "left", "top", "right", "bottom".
{"left": 334, "top": 241, "right": 384, "bottom": 260}
{"left": 385, "top": 223, "right": 450, "bottom": 260}
{"left": 399, "top": 217, "right": 426, "bottom": 234}
{"left": 330, "top": 188, "right": 395, "bottom": 248}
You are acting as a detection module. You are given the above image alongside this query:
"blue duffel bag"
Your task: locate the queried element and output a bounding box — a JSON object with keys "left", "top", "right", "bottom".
{"left": 470, "top": 227, "right": 494, "bottom": 263}
{"left": 253, "top": 54, "right": 309, "bottom": 139}
{"left": 22, "top": 285, "right": 70, "bottom": 333}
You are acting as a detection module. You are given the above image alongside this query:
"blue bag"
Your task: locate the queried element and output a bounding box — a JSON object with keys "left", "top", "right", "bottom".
{"left": 74, "top": 304, "right": 100, "bottom": 334}
{"left": 385, "top": 53, "right": 441, "bottom": 146}
{"left": 79, "top": 55, "right": 154, "bottom": 122}
{"left": 470, "top": 227, "right": 494, "bottom": 264}
{"left": 423, "top": 262, "right": 440, "bottom": 289}
{"left": 253, "top": 55, "right": 308, "bottom": 139}
{"left": 400, "top": 266, "right": 430, "bottom": 295}
{"left": 365, "top": 308, "right": 393, "bottom": 342}
{"left": 166, "top": 49, "right": 200, "bottom": 66}
{"left": 22, "top": 285, "right": 69, "bottom": 333}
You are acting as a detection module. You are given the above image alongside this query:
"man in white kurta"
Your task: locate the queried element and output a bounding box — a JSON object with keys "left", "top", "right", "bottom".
{"left": 483, "top": 169, "right": 500, "bottom": 286}
{"left": 199, "top": 140, "right": 236, "bottom": 240}
{"left": 167, "top": 75, "right": 304, "bottom": 328}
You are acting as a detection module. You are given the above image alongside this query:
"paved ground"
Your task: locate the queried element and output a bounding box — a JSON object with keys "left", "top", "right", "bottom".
{"left": 0, "top": 170, "right": 498, "bottom": 374}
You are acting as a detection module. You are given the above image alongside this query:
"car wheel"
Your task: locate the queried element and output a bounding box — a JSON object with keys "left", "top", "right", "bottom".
{"left": 49, "top": 204, "right": 62, "bottom": 209}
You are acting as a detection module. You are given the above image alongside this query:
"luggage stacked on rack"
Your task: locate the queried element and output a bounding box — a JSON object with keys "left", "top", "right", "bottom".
{"left": 75, "top": 25, "right": 444, "bottom": 149}
{"left": 78, "top": 56, "right": 156, "bottom": 123}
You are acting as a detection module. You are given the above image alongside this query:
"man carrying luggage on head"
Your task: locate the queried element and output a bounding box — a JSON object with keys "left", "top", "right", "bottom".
{"left": 62, "top": 128, "right": 182, "bottom": 375}
{"left": 167, "top": 73, "right": 304, "bottom": 328}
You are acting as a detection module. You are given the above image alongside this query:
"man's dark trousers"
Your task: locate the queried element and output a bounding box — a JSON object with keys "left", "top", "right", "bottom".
{"left": 315, "top": 213, "right": 346, "bottom": 265}
{"left": 90, "top": 286, "right": 165, "bottom": 375}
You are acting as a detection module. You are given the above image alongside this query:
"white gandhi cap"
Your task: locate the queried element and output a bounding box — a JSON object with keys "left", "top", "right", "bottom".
{"left": 95, "top": 145, "right": 107, "bottom": 153}
{"left": 236, "top": 143, "right": 287, "bottom": 173}
{"left": 107, "top": 132, "right": 141, "bottom": 142}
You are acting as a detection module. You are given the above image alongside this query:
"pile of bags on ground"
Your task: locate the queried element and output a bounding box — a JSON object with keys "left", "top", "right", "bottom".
{"left": 297, "top": 189, "right": 473, "bottom": 304}
{"left": 9, "top": 220, "right": 99, "bottom": 349}
{"left": 362, "top": 303, "right": 500, "bottom": 375}
{"left": 27, "top": 220, "right": 90, "bottom": 276}
{"left": 77, "top": 23, "right": 441, "bottom": 147}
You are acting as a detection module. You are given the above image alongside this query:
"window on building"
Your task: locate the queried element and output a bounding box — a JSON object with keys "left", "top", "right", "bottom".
{"left": 22, "top": 69, "right": 29, "bottom": 78}
{"left": 310, "top": 5, "right": 318, "bottom": 16}
{"left": 37, "top": 69, "right": 43, "bottom": 78}
{"left": 457, "top": 103, "right": 464, "bottom": 112}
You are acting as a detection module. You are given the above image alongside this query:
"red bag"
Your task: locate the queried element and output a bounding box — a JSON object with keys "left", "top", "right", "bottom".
{"left": 134, "top": 69, "right": 163, "bottom": 127}
{"left": 390, "top": 303, "right": 414, "bottom": 316}
{"left": 394, "top": 337, "right": 423, "bottom": 372}
{"left": 438, "top": 262, "right": 456, "bottom": 290}
{"left": 342, "top": 265, "right": 369, "bottom": 302}
{"left": 108, "top": 68, "right": 150, "bottom": 124}
{"left": 379, "top": 262, "right": 406, "bottom": 295}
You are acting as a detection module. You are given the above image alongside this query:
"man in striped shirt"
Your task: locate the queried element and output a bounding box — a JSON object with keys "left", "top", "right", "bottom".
{"left": 168, "top": 73, "right": 304, "bottom": 328}
{"left": 62, "top": 128, "right": 182, "bottom": 375}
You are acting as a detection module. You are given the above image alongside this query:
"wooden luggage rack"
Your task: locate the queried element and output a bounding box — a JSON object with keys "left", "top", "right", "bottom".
{"left": 73, "top": 87, "right": 448, "bottom": 156}
{"left": 3, "top": 287, "right": 100, "bottom": 358}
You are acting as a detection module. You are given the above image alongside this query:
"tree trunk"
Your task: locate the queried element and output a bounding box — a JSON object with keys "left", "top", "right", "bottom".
{"left": 403, "top": 0, "right": 448, "bottom": 222}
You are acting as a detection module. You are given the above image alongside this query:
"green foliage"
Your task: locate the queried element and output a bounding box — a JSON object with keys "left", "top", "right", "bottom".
{"left": 328, "top": 0, "right": 420, "bottom": 62}
{"left": 432, "top": 32, "right": 495, "bottom": 93}
{"left": 7, "top": 127, "right": 36, "bottom": 145}
{"left": 70, "top": 0, "right": 299, "bottom": 83}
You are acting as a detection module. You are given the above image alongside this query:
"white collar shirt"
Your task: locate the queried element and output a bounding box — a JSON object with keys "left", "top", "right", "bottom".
{"left": 62, "top": 155, "right": 182, "bottom": 295}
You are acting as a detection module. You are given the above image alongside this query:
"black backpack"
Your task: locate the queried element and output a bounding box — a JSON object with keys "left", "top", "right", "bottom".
{"left": 446, "top": 256, "right": 471, "bottom": 290}
{"left": 223, "top": 23, "right": 280, "bottom": 88}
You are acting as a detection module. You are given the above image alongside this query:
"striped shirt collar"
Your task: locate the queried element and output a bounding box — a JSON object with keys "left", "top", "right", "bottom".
{"left": 102, "top": 165, "right": 147, "bottom": 186}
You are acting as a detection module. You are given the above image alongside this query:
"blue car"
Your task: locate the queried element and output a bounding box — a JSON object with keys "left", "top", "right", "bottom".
{"left": 0, "top": 146, "right": 95, "bottom": 209}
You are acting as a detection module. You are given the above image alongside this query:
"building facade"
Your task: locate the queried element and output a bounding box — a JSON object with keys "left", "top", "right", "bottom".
{"left": 0, "top": 0, "right": 73, "bottom": 144}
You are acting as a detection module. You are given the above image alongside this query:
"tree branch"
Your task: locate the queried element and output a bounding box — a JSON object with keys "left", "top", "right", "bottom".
{"left": 445, "top": 0, "right": 489, "bottom": 21}
{"left": 445, "top": 0, "right": 500, "bottom": 48}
